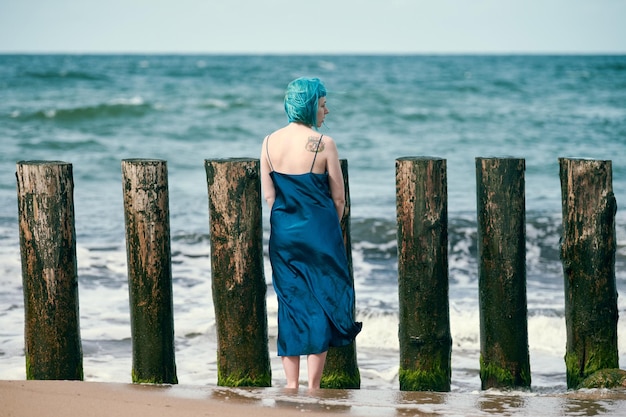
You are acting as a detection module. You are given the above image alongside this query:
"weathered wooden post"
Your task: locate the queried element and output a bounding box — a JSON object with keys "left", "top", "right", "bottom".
{"left": 558, "top": 158, "right": 618, "bottom": 389}
{"left": 321, "top": 159, "right": 361, "bottom": 389}
{"left": 476, "top": 157, "right": 531, "bottom": 390}
{"left": 205, "top": 158, "right": 271, "bottom": 387}
{"left": 16, "top": 161, "right": 83, "bottom": 380}
{"left": 396, "top": 157, "right": 451, "bottom": 391}
{"left": 122, "top": 159, "right": 178, "bottom": 384}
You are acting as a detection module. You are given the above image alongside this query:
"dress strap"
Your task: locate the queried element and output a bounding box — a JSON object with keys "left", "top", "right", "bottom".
{"left": 265, "top": 134, "right": 275, "bottom": 172}
{"left": 310, "top": 135, "right": 324, "bottom": 172}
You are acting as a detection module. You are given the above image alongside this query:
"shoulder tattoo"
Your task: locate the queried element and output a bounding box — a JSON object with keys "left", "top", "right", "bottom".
{"left": 305, "top": 136, "right": 325, "bottom": 153}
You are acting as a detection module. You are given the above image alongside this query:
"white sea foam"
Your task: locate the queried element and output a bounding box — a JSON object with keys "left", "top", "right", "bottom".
{"left": 202, "top": 98, "right": 229, "bottom": 109}
{"left": 109, "top": 96, "right": 144, "bottom": 106}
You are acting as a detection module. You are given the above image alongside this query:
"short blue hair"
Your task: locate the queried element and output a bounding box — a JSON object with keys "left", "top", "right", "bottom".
{"left": 284, "top": 77, "right": 326, "bottom": 128}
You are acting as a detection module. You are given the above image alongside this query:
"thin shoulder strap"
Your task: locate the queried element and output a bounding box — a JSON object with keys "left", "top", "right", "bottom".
{"left": 310, "top": 135, "right": 324, "bottom": 172}
{"left": 265, "top": 134, "right": 275, "bottom": 172}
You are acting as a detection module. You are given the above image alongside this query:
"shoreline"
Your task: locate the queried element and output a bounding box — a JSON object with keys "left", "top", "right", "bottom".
{"left": 0, "top": 380, "right": 336, "bottom": 417}
{"left": 2, "top": 380, "right": 626, "bottom": 417}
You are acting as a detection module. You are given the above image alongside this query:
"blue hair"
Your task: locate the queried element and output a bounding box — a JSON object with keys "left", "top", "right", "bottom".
{"left": 284, "top": 77, "right": 327, "bottom": 128}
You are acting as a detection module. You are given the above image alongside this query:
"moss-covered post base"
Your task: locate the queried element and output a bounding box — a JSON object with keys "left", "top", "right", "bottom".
{"left": 217, "top": 370, "right": 272, "bottom": 388}
{"left": 559, "top": 158, "right": 618, "bottom": 389}
{"left": 396, "top": 157, "right": 452, "bottom": 392}
{"left": 16, "top": 161, "right": 83, "bottom": 380}
{"left": 322, "top": 159, "right": 360, "bottom": 389}
{"left": 322, "top": 343, "right": 360, "bottom": 389}
{"left": 479, "top": 354, "right": 530, "bottom": 389}
{"left": 205, "top": 158, "right": 271, "bottom": 387}
{"left": 578, "top": 369, "right": 626, "bottom": 389}
{"left": 476, "top": 157, "right": 531, "bottom": 390}
{"left": 122, "top": 159, "right": 178, "bottom": 385}
{"left": 399, "top": 361, "right": 451, "bottom": 392}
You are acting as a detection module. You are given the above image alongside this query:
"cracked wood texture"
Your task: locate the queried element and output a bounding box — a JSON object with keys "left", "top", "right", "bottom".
{"left": 559, "top": 158, "right": 618, "bottom": 389}
{"left": 16, "top": 161, "right": 83, "bottom": 380}
{"left": 476, "top": 157, "right": 530, "bottom": 390}
{"left": 396, "top": 157, "right": 451, "bottom": 391}
{"left": 205, "top": 158, "right": 270, "bottom": 387}
{"left": 122, "top": 159, "right": 177, "bottom": 384}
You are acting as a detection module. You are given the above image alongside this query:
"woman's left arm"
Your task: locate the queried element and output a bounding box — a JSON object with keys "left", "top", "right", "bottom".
{"left": 260, "top": 136, "right": 276, "bottom": 210}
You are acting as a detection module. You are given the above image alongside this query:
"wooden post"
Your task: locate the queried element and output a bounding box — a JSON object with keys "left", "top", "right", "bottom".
{"left": 16, "top": 161, "right": 83, "bottom": 380}
{"left": 321, "top": 159, "right": 361, "bottom": 389}
{"left": 122, "top": 159, "right": 178, "bottom": 384}
{"left": 396, "top": 157, "right": 451, "bottom": 392}
{"left": 558, "top": 158, "right": 618, "bottom": 389}
{"left": 205, "top": 158, "right": 271, "bottom": 387}
{"left": 476, "top": 157, "right": 530, "bottom": 390}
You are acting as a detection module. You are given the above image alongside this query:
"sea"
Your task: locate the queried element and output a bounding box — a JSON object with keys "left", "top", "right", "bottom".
{"left": 1, "top": 54, "right": 626, "bottom": 416}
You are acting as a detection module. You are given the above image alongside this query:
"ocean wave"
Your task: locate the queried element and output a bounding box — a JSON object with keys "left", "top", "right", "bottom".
{"left": 199, "top": 98, "right": 230, "bottom": 109}
{"left": 16, "top": 97, "right": 152, "bottom": 122}
{"left": 354, "top": 303, "right": 579, "bottom": 357}
{"left": 22, "top": 69, "right": 109, "bottom": 81}
{"left": 350, "top": 213, "right": 626, "bottom": 291}
{"left": 491, "top": 78, "right": 525, "bottom": 92}
{"left": 350, "top": 213, "right": 567, "bottom": 262}
{"left": 171, "top": 231, "right": 210, "bottom": 245}
{"left": 200, "top": 98, "right": 250, "bottom": 110}
{"left": 598, "top": 61, "right": 626, "bottom": 71}
{"left": 17, "top": 138, "right": 105, "bottom": 151}
{"left": 396, "top": 107, "right": 432, "bottom": 122}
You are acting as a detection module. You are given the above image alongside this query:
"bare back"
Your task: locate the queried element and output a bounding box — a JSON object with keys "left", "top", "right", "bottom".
{"left": 260, "top": 122, "right": 345, "bottom": 219}
{"left": 264, "top": 124, "right": 329, "bottom": 175}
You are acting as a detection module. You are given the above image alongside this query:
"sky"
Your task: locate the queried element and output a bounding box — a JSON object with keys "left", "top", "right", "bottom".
{"left": 1, "top": 0, "right": 625, "bottom": 54}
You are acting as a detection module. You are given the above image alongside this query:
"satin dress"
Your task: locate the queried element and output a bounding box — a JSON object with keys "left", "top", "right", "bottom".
{"left": 267, "top": 137, "right": 362, "bottom": 356}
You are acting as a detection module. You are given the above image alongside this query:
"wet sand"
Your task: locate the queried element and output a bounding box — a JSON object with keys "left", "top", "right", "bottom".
{"left": 1, "top": 380, "right": 626, "bottom": 417}
{"left": 0, "top": 380, "right": 335, "bottom": 417}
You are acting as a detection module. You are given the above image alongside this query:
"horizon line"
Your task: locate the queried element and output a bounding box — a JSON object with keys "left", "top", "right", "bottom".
{"left": 1, "top": 50, "right": 625, "bottom": 56}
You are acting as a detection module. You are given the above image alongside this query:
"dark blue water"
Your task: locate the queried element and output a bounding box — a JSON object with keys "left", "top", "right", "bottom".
{"left": 1, "top": 55, "right": 625, "bottom": 399}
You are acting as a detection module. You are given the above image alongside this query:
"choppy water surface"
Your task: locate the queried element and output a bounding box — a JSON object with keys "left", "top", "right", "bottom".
{"left": 1, "top": 54, "right": 626, "bottom": 415}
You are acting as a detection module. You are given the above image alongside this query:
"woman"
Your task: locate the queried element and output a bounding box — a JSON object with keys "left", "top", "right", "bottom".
{"left": 260, "top": 77, "right": 362, "bottom": 390}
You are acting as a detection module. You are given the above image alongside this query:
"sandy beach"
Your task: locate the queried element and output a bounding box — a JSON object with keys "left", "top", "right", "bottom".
{"left": 3, "top": 379, "right": 626, "bottom": 417}
{"left": 0, "top": 380, "right": 342, "bottom": 417}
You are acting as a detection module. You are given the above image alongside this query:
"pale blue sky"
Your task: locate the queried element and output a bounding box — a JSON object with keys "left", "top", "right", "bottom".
{"left": 1, "top": 0, "right": 625, "bottom": 54}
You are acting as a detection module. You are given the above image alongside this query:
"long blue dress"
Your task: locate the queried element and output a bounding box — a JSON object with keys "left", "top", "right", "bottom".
{"left": 267, "top": 137, "right": 362, "bottom": 357}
